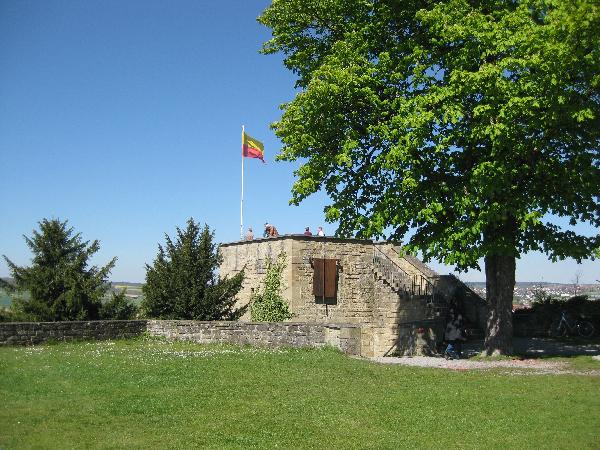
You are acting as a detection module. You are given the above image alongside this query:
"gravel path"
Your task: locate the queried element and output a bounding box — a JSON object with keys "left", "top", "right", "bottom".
{"left": 371, "top": 355, "right": 600, "bottom": 375}
{"left": 369, "top": 338, "right": 600, "bottom": 375}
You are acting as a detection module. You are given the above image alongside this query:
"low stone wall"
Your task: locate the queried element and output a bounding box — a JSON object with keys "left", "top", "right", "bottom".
{"left": 0, "top": 320, "right": 148, "bottom": 345}
{"left": 0, "top": 320, "right": 364, "bottom": 356}
{"left": 147, "top": 321, "right": 363, "bottom": 356}
{"left": 513, "top": 313, "right": 548, "bottom": 337}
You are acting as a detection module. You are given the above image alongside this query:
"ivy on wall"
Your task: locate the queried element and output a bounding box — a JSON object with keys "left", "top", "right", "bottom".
{"left": 250, "top": 253, "right": 292, "bottom": 322}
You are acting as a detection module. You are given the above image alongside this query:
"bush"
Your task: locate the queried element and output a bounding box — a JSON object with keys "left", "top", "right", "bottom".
{"left": 100, "top": 290, "right": 139, "bottom": 320}
{"left": 529, "top": 294, "right": 600, "bottom": 334}
{"left": 142, "top": 219, "right": 246, "bottom": 320}
{"left": 0, "top": 307, "right": 28, "bottom": 322}
{"left": 250, "top": 253, "right": 292, "bottom": 322}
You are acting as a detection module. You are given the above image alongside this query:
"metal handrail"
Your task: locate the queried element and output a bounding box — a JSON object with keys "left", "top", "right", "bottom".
{"left": 373, "top": 246, "right": 413, "bottom": 293}
{"left": 373, "top": 245, "right": 449, "bottom": 323}
{"left": 373, "top": 246, "right": 438, "bottom": 301}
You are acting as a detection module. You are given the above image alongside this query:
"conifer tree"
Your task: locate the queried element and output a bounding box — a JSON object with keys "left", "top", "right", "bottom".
{"left": 3, "top": 219, "right": 116, "bottom": 321}
{"left": 142, "top": 219, "right": 246, "bottom": 320}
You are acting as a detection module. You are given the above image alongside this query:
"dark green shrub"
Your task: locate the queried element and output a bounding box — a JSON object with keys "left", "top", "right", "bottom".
{"left": 142, "top": 219, "right": 246, "bottom": 320}
{"left": 100, "top": 290, "right": 139, "bottom": 320}
{"left": 3, "top": 219, "right": 116, "bottom": 321}
{"left": 0, "top": 303, "right": 32, "bottom": 322}
{"left": 529, "top": 295, "right": 600, "bottom": 334}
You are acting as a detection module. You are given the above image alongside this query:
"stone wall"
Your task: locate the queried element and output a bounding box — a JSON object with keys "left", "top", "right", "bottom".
{"left": 219, "top": 236, "right": 381, "bottom": 325}
{"left": 513, "top": 313, "right": 551, "bottom": 337}
{"left": 220, "top": 236, "right": 385, "bottom": 356}
{"left": 372, "top": 276, "right": 442, "bottom": 356}
{"left": 0, "top": 320, "right": 147, "bottom": 345}
{"left": 219, "top": 237, "right": 294, "bottom": 321}
{"left": 147, "top": 320, "right": 363, "bottom": 355}
{"left": 219, "top": 236, "right": 446, "bottom": 357}
{"left": 289, "top": 238, "right": 376, "bottom": 324}
{"left": 0, "top": 320, "right": 363, "bottom": 355}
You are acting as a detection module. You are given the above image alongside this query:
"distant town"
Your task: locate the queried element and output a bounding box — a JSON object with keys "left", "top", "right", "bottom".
{"left": 92, "top": 280, "right": 600, "bottom": 308}
{"left": 2, "top": 279, "right": 599, "bottom": 309}
{"left": 465, "top": 282, "right": 600, "bottom": 305}
{"left": 108, "top": 281, "right": 600, "bottom": 306}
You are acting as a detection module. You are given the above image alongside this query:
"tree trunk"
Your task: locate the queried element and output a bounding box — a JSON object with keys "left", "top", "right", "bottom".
{"left": 484, "top": 254, "right": 515, "bottom": 355}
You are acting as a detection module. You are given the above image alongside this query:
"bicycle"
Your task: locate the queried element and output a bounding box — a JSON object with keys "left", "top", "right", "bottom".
{"left": 553, "top": 311, "right": 595, "bottom": 338}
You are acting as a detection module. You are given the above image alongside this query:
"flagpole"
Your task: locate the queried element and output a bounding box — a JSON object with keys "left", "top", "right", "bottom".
{"left": 240, "top": 125, "right": 245, "bottom": 240}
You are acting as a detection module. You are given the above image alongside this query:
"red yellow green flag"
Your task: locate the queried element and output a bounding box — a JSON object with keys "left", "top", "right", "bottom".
{"left": 242, "top": 132, "right": 265, "bottom": 163}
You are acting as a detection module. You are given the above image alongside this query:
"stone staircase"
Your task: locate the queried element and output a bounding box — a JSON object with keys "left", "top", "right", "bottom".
{"left": 372, "top": 246, "right": 413, "bottom": 295}
{"left": 372, "top": 245, "right": 448, "bottom": 319}
{"left": 371, "top": 244, "right": 488, "bottom": 357}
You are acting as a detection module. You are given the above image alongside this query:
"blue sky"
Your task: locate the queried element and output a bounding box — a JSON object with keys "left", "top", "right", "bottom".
{"left": 1, "top": 0, "right": 598, "bottom": 284}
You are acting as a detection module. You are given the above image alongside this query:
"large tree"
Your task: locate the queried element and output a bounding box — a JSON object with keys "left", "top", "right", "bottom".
{"left": 3, "top": 219, "right": 116, "bottom": 321}
{"left": 259, "top": 0, "right": 600, "bottom": 354}
{"left": 142, "top": 219, "right": 246, "bottom": 320}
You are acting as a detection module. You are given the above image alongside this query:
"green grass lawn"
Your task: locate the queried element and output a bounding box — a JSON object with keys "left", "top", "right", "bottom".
{"left": 1, "top": 339, "right": 599, "bottom": 449}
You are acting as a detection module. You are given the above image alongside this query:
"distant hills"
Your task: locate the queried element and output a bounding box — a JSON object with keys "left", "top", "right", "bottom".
{"left": 1, "top": 278, "right": 142, "bottom": 288}
{"left": 0, "top": 279, "right": 145, "bottom": 307}
{"left": 2, "top": 278, "right": 598, "bottom": 308}
{"left": 466, "top": 281, "right": 599, "bottom": 288}
{"left": 111, "top": 282, "right": 143, "bottom": 288}
{"left": 4, "top": 278, "right": 596, "bottom": 288}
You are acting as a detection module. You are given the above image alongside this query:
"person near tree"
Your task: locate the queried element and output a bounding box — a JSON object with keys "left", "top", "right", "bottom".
{"left": 444, "top": 314, "right": 466, "bottom": 360}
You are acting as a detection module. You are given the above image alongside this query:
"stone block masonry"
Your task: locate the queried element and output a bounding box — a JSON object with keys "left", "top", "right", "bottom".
{"left": 219, "top": 236, "right": 455, "bottom": 356}
{"left": 0, "top": 320, "right": 363, "bottom": 356}
{"left": 219, "top": 235, "right": 378, "bottom": 325}
{"left": 147, "top": 321, "right": 362, "bottom": 355}
{"left": 0, "top": 320, "right": 148, "bottom": 345}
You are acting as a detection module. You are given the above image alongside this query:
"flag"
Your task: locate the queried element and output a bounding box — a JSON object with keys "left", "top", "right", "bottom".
{"left": 242, "top": 132, "right": 265, "bottom": 163}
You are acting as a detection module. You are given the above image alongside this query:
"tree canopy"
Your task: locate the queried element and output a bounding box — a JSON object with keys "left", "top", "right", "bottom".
{"left": 142, "top": 219, "right": 246, "bottom": 320}
{"left": 3, "top": 219, "right": 117, "bottom": 321}
{"left": 260, "top": 0, "right": 599, "bottom": 353}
